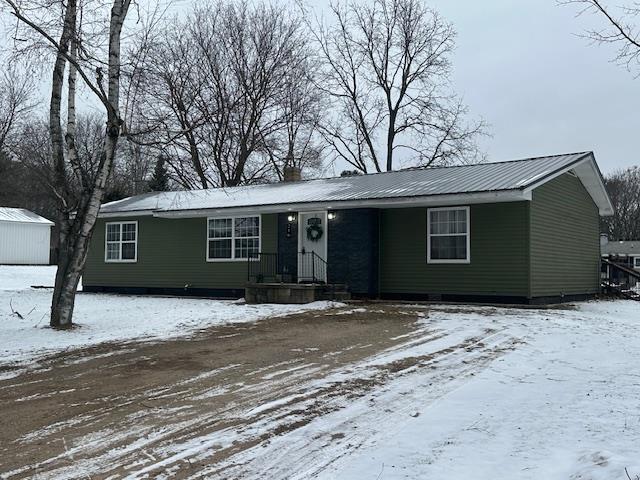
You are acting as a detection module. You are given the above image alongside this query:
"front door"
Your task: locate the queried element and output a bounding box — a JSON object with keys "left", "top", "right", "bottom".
{"left": 298, "top": 211, "right": 328, "bottom": 282}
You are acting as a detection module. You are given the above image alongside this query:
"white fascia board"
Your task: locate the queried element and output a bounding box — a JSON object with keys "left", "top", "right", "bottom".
{"left": 572, "top": 158, "right": 615, "bottom": 216}
{"left": 98, "top": 210, "right": 155, "bottom": 218}
{"left": 152, "top": 189, "right": 531, "bottom": 219}
{"left": 523, "top": 153, "right": 614, "bottom": 216}
{"left": 0, "top": 219, "right": 54, "bottom": 226}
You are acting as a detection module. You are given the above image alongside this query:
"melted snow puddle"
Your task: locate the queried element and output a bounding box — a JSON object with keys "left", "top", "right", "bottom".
{"left": 261, "top": 363, "right": 317, "bottom": 380}
{"left": 64, "top": 348, "right": 138, "bottom": 365}
{"left": 14, "top": 388, "right": 77, "bottom": 402}
{"left": 191, "top": 385, "right": 231, "bottom": 401}
{"left": 174, "top": 363, "right": 244, "bottom": 387}
{"left": 331, "top": 308, "right": 367, "bottom": 316}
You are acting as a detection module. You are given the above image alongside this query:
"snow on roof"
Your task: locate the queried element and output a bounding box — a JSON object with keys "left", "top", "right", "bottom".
{"left": 100, "top": 152, "right": 604, "bottom": 216}
{"left": 0, "top": 207, "right": 54, "bottom": 225}
{"left": 601, "top": 241, "right": 640, "bottom": 256}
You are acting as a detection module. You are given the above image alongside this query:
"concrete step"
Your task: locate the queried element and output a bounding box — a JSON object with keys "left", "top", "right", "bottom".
{"left": 331, "top": 291, "right": 352, "bottom": 302}
{"left": 319, "top": 290, "right": 351, "bottom": 301}
{"left": 246, "top": 282, "right": 351, "bottom": 304}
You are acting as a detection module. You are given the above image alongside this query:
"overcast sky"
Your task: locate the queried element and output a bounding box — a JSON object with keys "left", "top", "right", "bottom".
{"left": 2, "top": 0, "right": 637, "bottom": 174}
{"left": 165, "top": 0, "right": 640, "bottom": 174}
{"left": 419, "top": 0, "right": 638, "bottom": 174}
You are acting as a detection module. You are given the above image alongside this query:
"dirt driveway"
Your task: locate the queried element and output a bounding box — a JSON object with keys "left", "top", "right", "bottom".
{"left": 0, "top": 304, "right": 520, "bottom": 479}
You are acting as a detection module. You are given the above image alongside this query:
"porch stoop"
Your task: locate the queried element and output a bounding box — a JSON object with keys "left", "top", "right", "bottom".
{"left": 245, "top": 283, "right": 351, "bottom": 304}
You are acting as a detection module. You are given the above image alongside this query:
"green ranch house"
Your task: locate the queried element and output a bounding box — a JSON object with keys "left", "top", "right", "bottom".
{"left": 83, "top": 152, "right": 613, "bottom": 304}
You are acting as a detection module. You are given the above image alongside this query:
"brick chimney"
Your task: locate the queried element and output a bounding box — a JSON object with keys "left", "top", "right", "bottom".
{"left": 283, "top": 166, "right": 302, "bottom": 182}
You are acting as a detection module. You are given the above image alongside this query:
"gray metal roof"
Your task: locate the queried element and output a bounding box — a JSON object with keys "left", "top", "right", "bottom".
{"left": 601, "top": 241, "right": 640, "bottom": 256}
{"left": 101, "top": 152, "right": 604, "bottom": 215}
{"left": 0, "top": 207, "right": 54, "bottom": 225}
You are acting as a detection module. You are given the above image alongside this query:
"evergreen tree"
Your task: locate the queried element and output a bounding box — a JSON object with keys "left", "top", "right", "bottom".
{"left": 148, "top": 156, "right": 170, "bottom": 192}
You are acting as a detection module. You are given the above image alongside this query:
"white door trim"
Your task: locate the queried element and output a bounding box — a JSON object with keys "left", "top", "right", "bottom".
{"left": 297, "top": 210, "right": 328, "bottom": 282}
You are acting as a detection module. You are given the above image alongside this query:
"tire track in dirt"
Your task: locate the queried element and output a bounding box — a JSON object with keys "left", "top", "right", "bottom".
{"left": 0, "top": 305, "right": 525, "bottom": 480}
{"left": 0, "top": 306, "right": 424, "bottom": 478}
{"left": 191, "top": 332, "right": 523, "bottom": 479}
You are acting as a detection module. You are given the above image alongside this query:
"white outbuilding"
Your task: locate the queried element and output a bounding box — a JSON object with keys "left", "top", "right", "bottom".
{"left": 0, "top": 207, "right": 54, "bottom": 265}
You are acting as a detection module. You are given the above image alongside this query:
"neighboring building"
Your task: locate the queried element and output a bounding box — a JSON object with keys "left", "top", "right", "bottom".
{"left": 0, "top": 207, "right": 54, "bottom": 265}
{"left": 600, "top": 236, "right": 640, "bottom": 295}
{"left": 83, "top": 151, "right": 613, "bottom": 304}
{"left": 600, "top": 236, "right": 640, "bottom": 270}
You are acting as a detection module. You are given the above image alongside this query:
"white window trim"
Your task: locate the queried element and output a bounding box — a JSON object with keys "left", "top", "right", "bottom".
{"left": 427, "top": 206, "right": 470, "bottom": 264}
{"left": 104, "top": 221, "right": 138, "bottom": 263}
{"left": 206, "top": 215, "right": 261, "bottom": 262}
{"left": 634, "top": 256, "right": 640, "bottom": 268}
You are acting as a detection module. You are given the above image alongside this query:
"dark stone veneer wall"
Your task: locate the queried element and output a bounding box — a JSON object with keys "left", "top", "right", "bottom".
{"left": 277, "top": 209, "right": 379, "bottom": 296}
{"left": 277, "top": 213, "right": 299, "bottom": 282}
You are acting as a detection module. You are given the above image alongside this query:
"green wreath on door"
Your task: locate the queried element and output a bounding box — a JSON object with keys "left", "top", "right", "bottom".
{"left": 306, "top": 219, "right": 324, "bottom": 242}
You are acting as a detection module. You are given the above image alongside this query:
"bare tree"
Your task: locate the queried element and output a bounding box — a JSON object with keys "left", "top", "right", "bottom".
{"left": 120, "top": 6, "right": 166, "bottom": 140}
{"left": 260, "top": 54, "right": 326, "bottom": 180}
{"left": 308, "top": 0, "right": 486, "bottom": 173}
{"left": 194, "top": 1, "right": 308, "bottom": 186}
{"left": 0, "top": 118, "right": 55, "bottom": 218}
{"left": 139, "top": 16, "right": 210, "bottom": 188}
{"left": 0, "top": 65, "right": 37, "bottom": 152}
{"left": 601, "top": 166, "right": 640, "bottom": 240}
{"left": 562, "top": 0, "right": 640, "bottom": 72}
{"left": 134, "top": 1, "right": 314, "bottom": 189}
{"left": 4, "top": 0, "right": 133, "bottom": 328}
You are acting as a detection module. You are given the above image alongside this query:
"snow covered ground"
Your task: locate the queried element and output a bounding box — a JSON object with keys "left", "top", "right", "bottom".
{"left": 188, "top": 301, "right": 640, "bottom": 480}
{"left": 2, "top": 266, "right": 640, "bottom": 479}
{"left": 0, "top": 264, "right": 61, "bottom": 291}
{"left": 311, "top": 302, "right": 640, "bottom": 480}
{"left": 0, "top": 266, "right": 339, "bottom": 375}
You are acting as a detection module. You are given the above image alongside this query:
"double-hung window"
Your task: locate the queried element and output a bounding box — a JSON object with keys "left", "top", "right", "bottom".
{"left": 105, "top": 221, "right": 138, "bottom": 262}
{"left": 427, "top": 207, "right": 470, "bottom": 263}
{"left": 207, "top": 216, "right": 260, "bottom": 261}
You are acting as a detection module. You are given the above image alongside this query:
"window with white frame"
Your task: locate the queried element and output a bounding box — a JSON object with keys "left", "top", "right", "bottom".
{"left": 105, "top": 221, "right": 138, "bottom": 262}
{"left": 427, "top": 207, "right": 470, "bottom": 263}
{"left": 207, "top": 216, "right": 260, "bottom": 260}
{"left": 634, "top": 257, "right": 640, "bottom": 269}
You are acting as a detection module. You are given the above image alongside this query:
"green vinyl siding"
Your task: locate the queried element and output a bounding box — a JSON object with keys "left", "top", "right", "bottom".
{"left": 83, "top": 214, "right": 277, "bottom": 290}
{"left": 379, "top": 203, "right": 530, "bottom": 296}
{"left": 529, "top": 173, "right": 600, "bottom": 297}
{"left": 85, "top": 172, "right": 600, "bottom": 300}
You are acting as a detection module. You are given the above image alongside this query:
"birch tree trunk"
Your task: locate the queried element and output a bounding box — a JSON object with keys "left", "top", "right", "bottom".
{"left": 50, "top": 0, "right": 131, "bottom": 328}
{"left": 48, "top": 0, "right": 77, "bottom": 329}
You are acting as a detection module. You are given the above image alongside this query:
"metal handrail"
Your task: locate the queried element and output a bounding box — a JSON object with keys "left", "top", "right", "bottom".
{"left": 247, "top": 251, "right": 330, "bottom": 284}
{"left": 247, "top": 252, "right": 280, "bottom": 283}
{"left": 602, "top": 258, "right": 640, "bottom": 280}
{"left": 298, "top": 250, "right": 328, "bottom": 284}
{"left": 601, "top": 258, "right": 640, "bottom": 300}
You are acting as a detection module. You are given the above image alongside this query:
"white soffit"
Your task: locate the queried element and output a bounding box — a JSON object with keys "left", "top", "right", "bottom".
{"left": 523, "top": 153, "right": 614, "bottom": 216}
